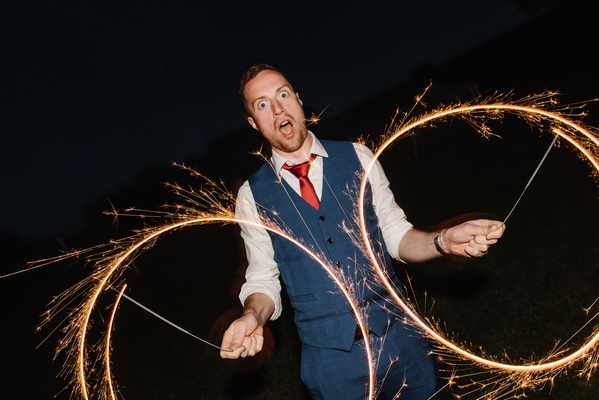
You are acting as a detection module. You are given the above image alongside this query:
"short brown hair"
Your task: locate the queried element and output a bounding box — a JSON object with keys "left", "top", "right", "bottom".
{"left": 239, "top": 64, "right": 293, "bottom": 112}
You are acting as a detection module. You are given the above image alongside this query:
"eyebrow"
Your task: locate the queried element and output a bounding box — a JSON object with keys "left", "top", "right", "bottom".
{"left": 252, "top": 85, "right": 292, "bottom": 109}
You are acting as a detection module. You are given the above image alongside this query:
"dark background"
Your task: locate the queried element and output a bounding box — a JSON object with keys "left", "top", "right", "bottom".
{"left": 2, "top": 1, "right": 598, "bottom": 399}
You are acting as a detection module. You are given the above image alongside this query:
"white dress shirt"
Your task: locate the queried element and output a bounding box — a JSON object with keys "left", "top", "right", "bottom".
{"left": 235, "top": 132, "right": 413, "bottom": 320}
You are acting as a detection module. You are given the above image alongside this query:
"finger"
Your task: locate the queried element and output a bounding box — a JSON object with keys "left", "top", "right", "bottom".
{"left": 240, "top": 336, "right": 252, "bottom": 358}
{"left": 476, "top": 244, "right": 489, "bottom": 253}
{"left": 468, "top": 219, "right": 503, "bottom": 228}
{"left": 470, "top": 240, "right": 489, "bottom": 253}
{"left": 464, "top": 244, "right": 482, "bottom": 257}
{"left": 220, "top": 328, "right": 238, "bottom": 358}
{"left": 220, "top": 322, "right": 249, "bottom": 358}
{"left": 473, "top": 234, "right": 496, "bottom": 245}
{"left": 465, "top": 220, "right": 506, "bottom": 236}
{"left": 487, "top": 224, "right": 506, "bottom": 240}
{"left": 453, "top": 223, "right": 492, "bottom": 241}
{"left": 221, "top": 345, "right": 246, "bottom": 359}
{"left": 248, "top": 336, "right": 258, "bottom": 357}
{"left": 238, "top": 345, "right": 249, "bottom": 358}
{"left": 255, "top": 335, "right": 264, "bottom": 353}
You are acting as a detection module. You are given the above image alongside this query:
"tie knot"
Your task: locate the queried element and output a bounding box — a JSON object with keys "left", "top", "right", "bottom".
{"left": 282, "top": 154, "right": 317, "bottom": 179}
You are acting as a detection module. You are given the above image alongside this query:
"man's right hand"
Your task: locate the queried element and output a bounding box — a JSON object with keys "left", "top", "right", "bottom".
{"left": 219, "top": 311, "right": 264, "bottom": 359}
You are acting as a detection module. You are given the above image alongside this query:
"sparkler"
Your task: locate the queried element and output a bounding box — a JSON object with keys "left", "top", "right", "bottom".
{"left": 31, "top": 182, "right": 377, "bottom": 400}
{"left": 357, "top": 93, "right": 599, "bottom": 399}
{"left": 3, "top": 92, "right": 597, "bottom": 399}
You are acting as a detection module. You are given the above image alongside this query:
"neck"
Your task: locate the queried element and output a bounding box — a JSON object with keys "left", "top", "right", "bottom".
{"left": 273, "top": 132, "right": 313, "bottom": 163}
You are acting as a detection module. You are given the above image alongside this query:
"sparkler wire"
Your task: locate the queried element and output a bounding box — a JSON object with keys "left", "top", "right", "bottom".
{"left": 110, "top": 287, "right": 229, "bottom": 352}
{"left": 503, "top": 134, "right": 558, "bottom": 223}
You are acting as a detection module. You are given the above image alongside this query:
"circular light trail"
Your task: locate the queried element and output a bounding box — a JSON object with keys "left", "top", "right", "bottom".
{"left": 77, "top": 216, "right": 377, "bottom": 400}
{"left": 357, "top": 102, "right": 599, "bottom": 392}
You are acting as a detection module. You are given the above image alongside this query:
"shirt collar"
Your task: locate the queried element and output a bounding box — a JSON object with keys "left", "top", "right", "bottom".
{"left": 270, "top": 131, "right": 328, "bottom": 174}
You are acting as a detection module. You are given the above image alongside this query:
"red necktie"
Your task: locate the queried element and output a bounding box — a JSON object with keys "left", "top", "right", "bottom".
{"left": 282, "top": 154, "right": 320, "bottom": 210}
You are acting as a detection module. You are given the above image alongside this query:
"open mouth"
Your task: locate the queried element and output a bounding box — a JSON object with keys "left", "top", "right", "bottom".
{"left": 279, "top": 119, "right": 293, "bottom": 136}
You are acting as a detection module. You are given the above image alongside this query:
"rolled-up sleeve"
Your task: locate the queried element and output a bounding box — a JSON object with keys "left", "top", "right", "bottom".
{"left": 353, "top": 143, "right": 413, "bottom": 262}
{"left": 235, "top": 181, "right": 282, "bottom": 320}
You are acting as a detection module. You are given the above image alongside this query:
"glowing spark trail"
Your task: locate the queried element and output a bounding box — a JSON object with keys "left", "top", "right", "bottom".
{"left": 357, "top": 98, "right": 599, "bottom": 398}
{"left": 6, "top": 92, "right": 597, "bottom": 400}
{"left": 105, "top": 284, "right": 126, "bottom": 400}
{"left": 71, "top": 215, "right": 376, "bottom": 400}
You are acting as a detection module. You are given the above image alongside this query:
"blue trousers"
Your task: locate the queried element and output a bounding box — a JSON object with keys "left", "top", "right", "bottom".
{"left": 300, "top": 321, "right": 437, "bottom": 399}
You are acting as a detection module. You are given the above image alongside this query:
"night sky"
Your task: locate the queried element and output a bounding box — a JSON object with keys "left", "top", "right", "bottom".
{"left": 4, "top": 1, "right": 599, "bottom": 399}
{"left": 6, "top": 0, "right": 530, "bottom": 237}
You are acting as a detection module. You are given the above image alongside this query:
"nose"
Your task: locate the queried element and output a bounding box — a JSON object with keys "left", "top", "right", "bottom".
{"left": 271, "top": 99, "right": 284, "bottom": 115}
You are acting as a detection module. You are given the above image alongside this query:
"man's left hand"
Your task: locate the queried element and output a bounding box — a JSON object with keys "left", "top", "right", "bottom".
{"left": 441, "top": 219, "right": 506, "bottom": 257}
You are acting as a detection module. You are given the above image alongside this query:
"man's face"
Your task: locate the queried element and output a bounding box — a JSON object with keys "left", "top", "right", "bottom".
{"left": 243, "top": 70, "right": 309, "bottom": 158}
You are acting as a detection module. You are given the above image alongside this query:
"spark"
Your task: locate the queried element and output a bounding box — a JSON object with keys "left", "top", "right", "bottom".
{"left": 26, "top": 165, "right": 378, "bottom": 400}
{"left": 584, "top": 295, "right": 599, "bottom": 315}
{"left": 5, "top": 93, "right": 597, "bottom": 399}
{"left": 306, "top": 105, "right": 329, "bottom": 126}
{"left": 357, "top": 95, "right": 599, "bottom": 399}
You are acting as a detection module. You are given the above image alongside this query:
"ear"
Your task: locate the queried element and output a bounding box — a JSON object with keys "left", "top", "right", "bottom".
{"left": 296, "top": 92, "right": 303, "bottom": 106}
{"left": 247, "top": 116, "right": 258, "bottom": 130}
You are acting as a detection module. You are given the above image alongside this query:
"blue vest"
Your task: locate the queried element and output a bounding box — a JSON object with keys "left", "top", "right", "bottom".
{"left": 249, "top": 140, "right": 400, "bottom": 351}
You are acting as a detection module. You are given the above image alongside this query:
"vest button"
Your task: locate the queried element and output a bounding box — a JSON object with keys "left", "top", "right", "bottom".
{"left": 326, "top": 237, "right": 334, "bottom": 244}
{"left": 319, "top": 215, "right": 325, "bottom": 221}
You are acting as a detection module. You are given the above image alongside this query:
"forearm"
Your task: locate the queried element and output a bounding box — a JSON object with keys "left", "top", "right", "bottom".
{"left": 397, "top": 228, "right": 443, "bottom": 263}
{"left": 398, "top": 220, "right": 506, "bottom": 262}
{"left": 236, "top": 182, "right": 283, "bottom": 320}
{"left": 243, "top": 293, "right": 275, "bottom": 327}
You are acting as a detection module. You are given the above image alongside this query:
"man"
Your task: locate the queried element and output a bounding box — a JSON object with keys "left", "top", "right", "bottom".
{"left": 220, "top": 64, "right": 505, "bottom": 399}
